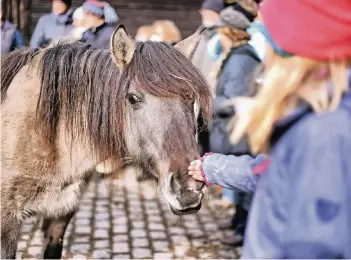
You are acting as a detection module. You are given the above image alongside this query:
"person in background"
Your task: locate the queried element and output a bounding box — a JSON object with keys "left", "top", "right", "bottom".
{"left": 80, "top": 0, "right": 117, "bottom": 49}
{"left": 189, "top": 0, "right": 351, "bottom": 257}
{"left": 72, "top": 2, "right": 118, "bottom": 41}
{"left": 135, "top": 25, "right": 154, "bottom": 42}
{"left": 72, "top": 7, "right": 88, "bottom": 39}
{"left": 30, "top": 0, "right": 73, "bottom": 48}
{"left": 150, "top": 20, "right": 182, "bottom": 45}
{"left": 1, "top": 6, "right": 25, "bottom": 55}
{"left": 193, "top": 0, "right": 224, "bottom": 95}
{"left": 207, "top": 0, "right": 260, "bottom": 247}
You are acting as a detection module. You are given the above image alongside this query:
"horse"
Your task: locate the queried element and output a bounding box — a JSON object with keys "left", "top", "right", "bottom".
{"left": 1, "top": 25, "right": 212, "bottom": 259}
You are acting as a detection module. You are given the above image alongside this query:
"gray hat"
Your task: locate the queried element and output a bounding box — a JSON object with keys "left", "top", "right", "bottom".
{"left": 201, "top": 0, "right": 224, "bottom": 13}
{"left": 218, "top": 6, "right": 251, "bottom": 30}
{"left": 83, "top": 0, "right": 104, "bottom": 18}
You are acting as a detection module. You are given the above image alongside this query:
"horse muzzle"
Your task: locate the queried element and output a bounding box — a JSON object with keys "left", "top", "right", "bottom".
{"left": 162, "top": 171, "right": 206, "bottom": 215}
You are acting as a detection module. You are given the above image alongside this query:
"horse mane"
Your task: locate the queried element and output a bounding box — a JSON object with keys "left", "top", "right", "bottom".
{"left": 1, "top": 48, "right": 37, "bottom": 102}
{"left": 1, "top": 39, "right": 212, "bottom": 161}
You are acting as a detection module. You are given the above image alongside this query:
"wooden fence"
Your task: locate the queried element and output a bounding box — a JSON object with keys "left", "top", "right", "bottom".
{"left": 2, "top": 0, "right": 32, "bottom": 42}
{"left": 2, "top": 0, "right": 203, "bottom": 43}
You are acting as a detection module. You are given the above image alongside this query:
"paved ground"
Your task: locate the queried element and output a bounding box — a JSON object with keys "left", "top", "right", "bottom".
{"left": 16, "top": 169, "right": 240, "bottom": 259}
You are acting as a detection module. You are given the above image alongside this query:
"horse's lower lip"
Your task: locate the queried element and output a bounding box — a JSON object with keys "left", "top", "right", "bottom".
{"left": 170, "top": 203, "right": 202, "bottom": 216}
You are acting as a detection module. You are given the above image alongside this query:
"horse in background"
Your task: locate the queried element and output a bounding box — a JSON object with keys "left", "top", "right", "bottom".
{"left": 1, "top": 25, "right": 211, "bottom": 259}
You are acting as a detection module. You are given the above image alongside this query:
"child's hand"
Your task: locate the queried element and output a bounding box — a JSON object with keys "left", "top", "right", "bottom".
{"left": 188, "top": 160, "right": 204, "bottom": 182}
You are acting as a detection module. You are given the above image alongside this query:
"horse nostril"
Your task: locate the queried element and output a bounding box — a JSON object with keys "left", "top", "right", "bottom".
{"left": 168, "top": 171, "right": 203, "bottom": 210}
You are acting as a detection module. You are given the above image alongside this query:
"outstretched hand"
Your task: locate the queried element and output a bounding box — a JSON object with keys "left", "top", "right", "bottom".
{"left": 188, "top": 160, "right": 204, "bottom": 182}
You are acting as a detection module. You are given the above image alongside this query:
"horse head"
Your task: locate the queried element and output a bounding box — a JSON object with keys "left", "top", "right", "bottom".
{"left": 110, "top": 25, "right": 211, "bottom": 215}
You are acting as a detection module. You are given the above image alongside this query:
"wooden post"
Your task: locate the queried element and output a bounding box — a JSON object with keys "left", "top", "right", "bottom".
{"left": 7, "top": 0, "right": 13, "bottom": 23}
{"left": 2, "top": 0, "right": 8, "bottom": 20}
{"left": 1, "top": 0, "right": 32, "bottom": 43}
{"left": 15, "top": 0, "right": 21, "bottom": 27}
{"left": 21, "top": 0, "right": 32, "bottom": 43}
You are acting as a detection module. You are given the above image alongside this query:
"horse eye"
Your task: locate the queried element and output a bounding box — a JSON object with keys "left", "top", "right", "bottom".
{"left": 128, "top": 94, "right": 140, "bottom": 105}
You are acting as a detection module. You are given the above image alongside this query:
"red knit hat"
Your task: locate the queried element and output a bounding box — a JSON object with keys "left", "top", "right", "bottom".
{"left": 260, "top": 0, "right": 351, "bottom": 60}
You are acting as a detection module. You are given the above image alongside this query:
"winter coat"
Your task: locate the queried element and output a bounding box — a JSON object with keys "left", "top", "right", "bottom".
{"left": 1, "top": 21, "right": 25, "bottom": 55}
{"left": 30, "top": 10, "right": 73, "bottom": 49}
{"left": 201, "top": 70, "right": 351, "bottom": 258}
{"left": 80, "top": 23, "right": 115, "bottom": 49}
{"left": 210, "top": 44, "right": 260, "bottom": 155}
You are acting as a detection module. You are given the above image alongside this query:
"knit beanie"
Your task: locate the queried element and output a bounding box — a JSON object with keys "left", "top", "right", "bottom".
{"left": 83, "top": 0, "right": 105, "bottom": 18}
{"left": 260, "top": 0, "right": 351, "bottom": 60}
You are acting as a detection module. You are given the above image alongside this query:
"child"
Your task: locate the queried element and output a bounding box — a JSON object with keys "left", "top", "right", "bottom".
{"left": 189, "top": 0, "right": 351, "bottom": 258}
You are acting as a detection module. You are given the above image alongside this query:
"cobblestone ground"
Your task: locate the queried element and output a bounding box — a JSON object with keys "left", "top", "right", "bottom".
{"left": 16, "top": 169, "right": 240, "bottom": 259}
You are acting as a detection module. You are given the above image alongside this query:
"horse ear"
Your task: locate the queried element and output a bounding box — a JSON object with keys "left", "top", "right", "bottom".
{"left": 110, "top": 25, "right": 136, "bottom": 70}
{"left": 174, "top": 26, "right": 206, "bottom": 60}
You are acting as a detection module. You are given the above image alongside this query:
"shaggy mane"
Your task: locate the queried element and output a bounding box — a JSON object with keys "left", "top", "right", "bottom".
{"left": 1, "top": 40, "right": 212, "bottom": 161}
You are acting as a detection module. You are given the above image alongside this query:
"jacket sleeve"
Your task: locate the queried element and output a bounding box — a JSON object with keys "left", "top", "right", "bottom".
{"left": 12, "top": 30, "right": 25, "bottom": 50}
{"left": 215, "top": 53, "right": 259, "bottom": 117}
{"left": 30, "top": 17, "right": 45, "bottom": 48}
{"left": 242, "top": 120, "right": 350, "bottom": 258}
{"left": 201, "top": 153, "right": 268, "bottom": 192}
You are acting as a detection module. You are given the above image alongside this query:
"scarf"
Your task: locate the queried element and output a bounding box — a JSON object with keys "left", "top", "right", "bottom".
{"left": 211, "top": 26, "right": 250, "bottom": 79}
{"left": 210, "top": 1, "right": 257, "bottom": 79}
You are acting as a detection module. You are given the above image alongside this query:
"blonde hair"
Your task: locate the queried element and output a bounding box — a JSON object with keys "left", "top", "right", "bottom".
{"left": 135, "top": 25, "right": 154, "bottom": 42}
{"left": 230, "top": 46, "right": 350, "bottom": 154}
{"left": 151, "top": 20, "right": 182, "bottom": 43}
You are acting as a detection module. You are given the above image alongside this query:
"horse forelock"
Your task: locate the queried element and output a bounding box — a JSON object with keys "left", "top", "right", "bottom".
{"left": 124, "top": 41, "right": 213, "bottom": 123}
{"left": 14, "top": 40, "right": 212, "bottom": 162}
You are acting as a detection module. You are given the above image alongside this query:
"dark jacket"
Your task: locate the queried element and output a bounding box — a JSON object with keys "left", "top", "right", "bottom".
{"left": 202, "top": 70, "right": 351, "bottom": 258}
{"left": 1, "top": 21, "right": 25, "bottom": 55}
{"left": 80, "top": 23, "right": 115, "bottom": 49}
{"left": 210, "top": 44, "right": 260, "bottom": 155}
{"left": 30, "top": 10, "right": 73, "bottom": 49}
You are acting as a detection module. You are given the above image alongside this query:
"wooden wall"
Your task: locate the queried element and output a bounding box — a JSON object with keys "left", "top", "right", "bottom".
{"left": 30, "top": 0, "right": 203, "bottom": 39}
{"left": 1, "top": 0, "right": 33, "bottom": 42}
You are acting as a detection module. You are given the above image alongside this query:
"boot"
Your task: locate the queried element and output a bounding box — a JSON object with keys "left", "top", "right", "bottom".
{"left": 231, "top": 205, "right": 248, "bottom": 230}
{"left": 220, "top": 219, "right": 247, "bottom": 247}
{"left": 220, "top": 233, "right": 244, "bottom": 247}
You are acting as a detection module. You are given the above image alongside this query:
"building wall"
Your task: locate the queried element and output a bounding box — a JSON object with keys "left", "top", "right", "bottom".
{"left": 31, "top": 0, "right": 203, "bottom": 39}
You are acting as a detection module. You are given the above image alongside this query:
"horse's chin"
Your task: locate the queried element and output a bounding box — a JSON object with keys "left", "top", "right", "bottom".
{"left": 169, "top": 203, "right": 202, "bottom": 216}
